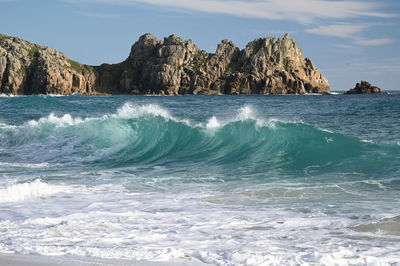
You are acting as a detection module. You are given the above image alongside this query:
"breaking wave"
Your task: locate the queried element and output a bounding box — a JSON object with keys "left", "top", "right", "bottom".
{"left": 0, "top": 103, "right": 399, "bottom": 179}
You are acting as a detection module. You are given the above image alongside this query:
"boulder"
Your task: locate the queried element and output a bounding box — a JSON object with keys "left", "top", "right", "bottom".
{"left": 345, "top": 81, "right": 382, "bottom": 94}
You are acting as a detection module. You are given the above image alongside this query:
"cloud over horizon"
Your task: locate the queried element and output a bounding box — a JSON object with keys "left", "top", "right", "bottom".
{"left": 65, "top": 0, "right": 395, "bottom": 24}
{"left": 353, "top": 38, "right": 392, "bottom": 46}
{"left": 306, "top": 23, "right": 393, "bottom": 47}
{"left": 66, "top": 0, "right": 396, "bottom": 47}
{"left": 305, "top": 24, "right": 367, "bottom": 38}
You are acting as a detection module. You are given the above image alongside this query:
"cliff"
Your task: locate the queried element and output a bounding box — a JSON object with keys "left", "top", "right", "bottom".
{"left": 0, "top": 33, "right": 330, "bottom": 95}
{"left": 0, "top": 33, "right": 96, "bottom": 95}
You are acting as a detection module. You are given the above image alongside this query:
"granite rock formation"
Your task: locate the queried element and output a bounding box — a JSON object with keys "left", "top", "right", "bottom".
{"left": 0, "top": 34, "right": 96, "bottom": 95}
{"left": 0, "top": 33, "right": 330, "bottom": 95}
{"left": 345, "top": 81, "right": 382, "bottom": 94}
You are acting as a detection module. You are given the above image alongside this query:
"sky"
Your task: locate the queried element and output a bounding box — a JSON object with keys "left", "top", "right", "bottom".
{"left": 0, "top": 0, "right": 399, "bottom": 90}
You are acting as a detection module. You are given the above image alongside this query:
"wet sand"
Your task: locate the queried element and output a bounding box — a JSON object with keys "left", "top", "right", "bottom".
{"left": 0, "top": 253, "right": 182, "bottom": 266}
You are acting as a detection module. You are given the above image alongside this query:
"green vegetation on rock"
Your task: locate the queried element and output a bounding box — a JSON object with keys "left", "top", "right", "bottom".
{"left": 28, "top": 45, "right": 44, "bottom": 58}
{"left": 190, "top": 52, "right": 209, "bottom": 71}
{"left": 68, "top": 59, "right": 84, "bottom": 72}
{"left": 67, "top": 59, "right": 94, "bottom": 74}
{"left": 18, "top": 66, "right": 26, "bottom": 75}
{"left": 28, "top": 45, "right": 44, "bottom": 67}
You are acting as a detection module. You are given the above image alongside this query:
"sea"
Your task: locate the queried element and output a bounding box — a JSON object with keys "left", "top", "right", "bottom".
{"left": 0, "top": 93, "right": 399, "bottom": 265}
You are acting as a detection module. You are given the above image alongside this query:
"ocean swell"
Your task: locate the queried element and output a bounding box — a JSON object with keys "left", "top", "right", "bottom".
{"left": 0, "top": 103, "right": 398, "bottom": 179}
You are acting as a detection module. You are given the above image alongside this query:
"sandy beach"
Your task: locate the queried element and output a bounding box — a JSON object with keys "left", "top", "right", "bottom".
{"left": 0, "top": 253, "right": 186, "bottom": 266}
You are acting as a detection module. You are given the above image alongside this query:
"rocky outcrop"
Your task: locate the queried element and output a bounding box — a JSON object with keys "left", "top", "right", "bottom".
{"left": 0, "top": 33, "right": 330, "bottom": 95}
{"left": 345, "top": 81, "right": 382, "bottom": 94}
{"left": 0, "top": 34, "right": 96, "bottom": 95}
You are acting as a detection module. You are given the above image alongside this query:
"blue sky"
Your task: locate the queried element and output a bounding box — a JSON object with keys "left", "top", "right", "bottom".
{"left": 1, "top": 0, "right": 399, "bottom": 90}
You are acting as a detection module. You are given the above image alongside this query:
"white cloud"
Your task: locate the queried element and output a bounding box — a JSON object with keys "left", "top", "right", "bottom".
{"left": 65, "top": 0, "right": 396, "bottom": 47}
{"left": 64, "top": 0, "right": 395, "bottom": 24}
{"left": 74, "top": 11, "right": 115, "bottom": 18}
{"left": 332, "top": 44, "right": 361, "bottom": 55}
{"left": 306, "top": 23, "right": 393, "bottom": 47}
{"left": 336, "top": 44, "right": 358, "bottom": 49}
{"left": 353, "top": 38, "right": 392, "bottom": 46}
{"left": 305, "top": 24, "right": 367, "bottom": 38}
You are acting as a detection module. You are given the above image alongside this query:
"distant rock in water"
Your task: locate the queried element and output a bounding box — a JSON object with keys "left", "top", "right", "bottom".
{"left": 0, "top": 33, "right": 330, "bottom": 95}
{"left": 345, "top": 81, "right": 382, "bottom": 94}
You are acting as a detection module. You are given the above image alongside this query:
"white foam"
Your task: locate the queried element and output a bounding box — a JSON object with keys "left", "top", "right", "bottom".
{"left": 114, "top": 103, "right": 192, "bottom": 126}
{"left": 0, "top": 162, "right": 52, "bottom": 168}
{"left": 40, "top": 94, "right": 67, "bottom": 97}
{"left": 362, "top": 180, "right": 386, "bottom": 189}
{"left": 0, "top": 122, "right": 16, "bottom": 129}
{"left": 204, "top": 105, "right": 266, "bottom": 130}
{"left": 115, "top": 103, "right": 172, "bottom": 120}
{"left": 236, "top": 105, "right": 256, "bottom": 120}
{"left": 265, "top": 117, "right": 304, "bottom": 130}
{"left": 361, "top": 139, "right": 374, "bottom": 144}
{"left": 206, "top": 116, "right": 220, "bottom": 129}
{"left": 0, "top": 182, "right": 398, "bottom": 265}
{"left": 203, "top": 105, "right": 308, "bottom": 133}
{"left": 0, "top": 180, "right": 65, "bottom": 203}
{"left": 21, "top": 103, "right": 179, "bottom": 129}
{"left": 26, "top": 113, "right": 84, "bottom": 127}
{"left": 0, "top": 94, "right": 18, "bottom": 97}
{"left": 318, "top": 127, "right": 334, "bottom": 134}
{"left": 236, "top": 105, "right": 265, "bottom": 127}
{"left": 9, "top": 103, "right": 299, "bottom": 134}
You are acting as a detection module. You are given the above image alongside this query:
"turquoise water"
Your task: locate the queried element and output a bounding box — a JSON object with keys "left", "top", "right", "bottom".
{"left": 0, "top": 93, "right": 399, "bottom": 264}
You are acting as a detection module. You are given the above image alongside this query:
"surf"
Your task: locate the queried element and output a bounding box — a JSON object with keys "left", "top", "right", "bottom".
{"left": 0, "top": 103, "right": 398, "bottom": 182}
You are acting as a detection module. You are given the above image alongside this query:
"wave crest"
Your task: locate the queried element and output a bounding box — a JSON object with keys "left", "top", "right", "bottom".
{"left": 115, "top": 103, "right": 172, "bottom": 120}
{"left": 0, "top": 103, "right": 398, "bottom": 177}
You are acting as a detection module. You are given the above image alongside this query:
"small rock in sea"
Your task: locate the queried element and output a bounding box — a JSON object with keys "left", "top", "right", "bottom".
{"left": 345, "top": 80, "right": 382, "bottom": 94}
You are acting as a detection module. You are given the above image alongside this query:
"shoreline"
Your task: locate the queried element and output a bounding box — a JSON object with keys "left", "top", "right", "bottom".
{"left": 1, "top": 92, "right": 339, "bottom": 97}
{"left": 0, "top": 253, "right": 199, "bottom": 266}
{"left": 0, "top": 253, "right": 139, "bottom": 266}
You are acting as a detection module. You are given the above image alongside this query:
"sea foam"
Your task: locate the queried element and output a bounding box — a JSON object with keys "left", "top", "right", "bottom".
{"left": 0, "top": 95, "right": 399, "bottom": 265}
{"left": 0, "top": 180, "right": 64, "bottom": 203}
{"left": 27, "top": 113, "right": 85, "bottom": 127}
{"left": 114, "top": 103, "right": 172, "bottom": 120}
